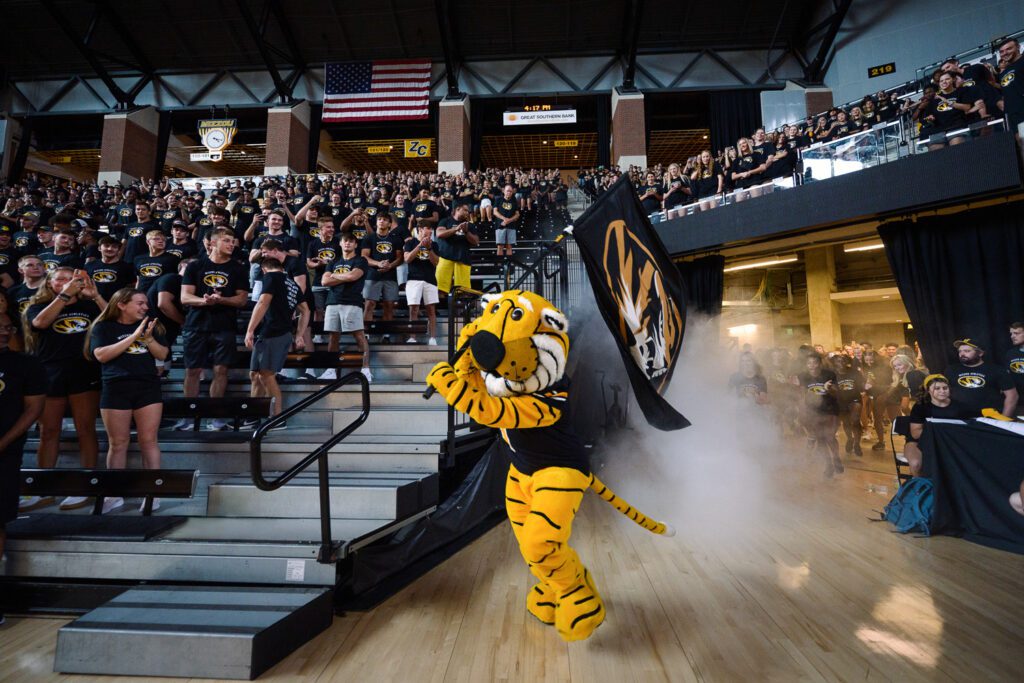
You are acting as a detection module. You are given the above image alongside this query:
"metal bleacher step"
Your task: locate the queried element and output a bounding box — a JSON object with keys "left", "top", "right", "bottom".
{"left": 54, "top": 586, "right": 333, "bottom": 679}
{"left": 206, "top": 471, "right": 439, "bottom": 520}
{"left": 332, "top": 405, "right": 447, "bottom": 436}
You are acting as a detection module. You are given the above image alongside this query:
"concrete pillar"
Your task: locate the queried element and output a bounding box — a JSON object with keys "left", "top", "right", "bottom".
{"left": 97, "top": 106, "right": 159, "bottom": 185}
{"left": 438, "top": 95, "right": 470, "bottom": 175}
{"left": 610, "top": 87, "right": 646, "bottom": 169}
{"left": 760, "top": 82, "right": 835, "bottom": 131}
{"left": 265, "top": 100, "right": 311, "bottom": 176}
{"left": 804, "top": 246, "right": 843, "bottom": 350}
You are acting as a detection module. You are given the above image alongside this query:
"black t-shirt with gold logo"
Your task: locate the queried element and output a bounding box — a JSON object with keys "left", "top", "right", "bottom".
{"left": 943, "top": 361, "right": 1014, "bottom": 412}
{"left": 25, "top": 300, "right": 101, "bottom": 364}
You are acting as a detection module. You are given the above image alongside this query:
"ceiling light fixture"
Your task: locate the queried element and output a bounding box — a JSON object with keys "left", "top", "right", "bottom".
{"left": 843, "top": 240, "right": 885, "bottom": 253}
{"left": 723, "top": 255, "right": 799, "bottom": 272}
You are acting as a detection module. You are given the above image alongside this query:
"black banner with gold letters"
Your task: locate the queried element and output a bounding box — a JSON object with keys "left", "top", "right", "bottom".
{"left": 572, "top": 174, "right": 690, "bottom": 431}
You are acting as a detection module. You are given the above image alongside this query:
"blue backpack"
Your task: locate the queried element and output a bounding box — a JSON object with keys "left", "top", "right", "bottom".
{"left": 881, "top": 478, "right": 934, "bottom": 535}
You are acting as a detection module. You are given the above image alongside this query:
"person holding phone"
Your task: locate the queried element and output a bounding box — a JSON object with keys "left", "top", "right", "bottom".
{"left": 86, "top": 288, "right": 168, "bottom": 513}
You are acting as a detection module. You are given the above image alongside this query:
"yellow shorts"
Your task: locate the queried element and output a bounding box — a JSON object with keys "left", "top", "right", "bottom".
{"left": 435, "top": 258, "right": 471, "bottom": 293}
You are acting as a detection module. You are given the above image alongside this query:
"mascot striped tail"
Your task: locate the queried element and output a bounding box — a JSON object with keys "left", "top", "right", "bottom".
{"left": 426, "top": 290, "right": 673, "bottom": 641}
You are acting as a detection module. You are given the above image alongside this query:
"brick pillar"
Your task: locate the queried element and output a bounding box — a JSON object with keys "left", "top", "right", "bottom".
{"left": 438, "top": 95, "right": 470, "bottom": 174}
{"left": 610, "top": 87, "right": 646, "bottom": 169}
{"left": 804, "top": 246, "right": 843, "bottom": 350}
{"left": 265, "top": 100, "right": 311, "bottom": 176}
{"left": 97, "top": 106, "right": 159, "bottom": 185}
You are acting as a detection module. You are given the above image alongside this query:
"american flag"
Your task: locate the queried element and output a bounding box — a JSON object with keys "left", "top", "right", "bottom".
{"left": 322, "top": 60, "right": 431, "bottom": 122}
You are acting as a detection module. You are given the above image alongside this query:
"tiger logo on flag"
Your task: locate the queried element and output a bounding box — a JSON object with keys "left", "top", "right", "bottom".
{"left": 601, "top": 220, "right": 683, "bottom": 390}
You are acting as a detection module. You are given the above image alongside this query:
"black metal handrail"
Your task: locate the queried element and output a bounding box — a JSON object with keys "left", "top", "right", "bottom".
{"left": 250, "top": 371, "right": 371, "bottom": 563}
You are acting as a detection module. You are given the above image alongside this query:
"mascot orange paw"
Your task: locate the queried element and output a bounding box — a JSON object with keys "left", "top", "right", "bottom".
{"left": 526, "top": 583, "right": 557, "bottom": 625}
{"left": 554, "top": 569, "right": 605, "bottom": 641}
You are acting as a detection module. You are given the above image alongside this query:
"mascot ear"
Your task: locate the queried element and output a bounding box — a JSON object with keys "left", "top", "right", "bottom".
{"left": 540, "top": 308, "right": 569, "bottom": 333}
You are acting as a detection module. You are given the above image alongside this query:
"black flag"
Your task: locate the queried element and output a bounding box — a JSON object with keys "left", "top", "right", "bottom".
{"left": 572, "top": 174, "right": 690, "bottom": 431}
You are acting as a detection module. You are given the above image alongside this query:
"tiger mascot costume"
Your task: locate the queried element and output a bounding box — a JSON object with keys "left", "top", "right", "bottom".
{"left": 427, "top": 290, "right": 674, "bottom": 641}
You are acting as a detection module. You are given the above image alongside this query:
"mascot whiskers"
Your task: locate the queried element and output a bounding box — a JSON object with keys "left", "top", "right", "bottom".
{"left": 427, "top": 290, "right": 674, "bottom": 641}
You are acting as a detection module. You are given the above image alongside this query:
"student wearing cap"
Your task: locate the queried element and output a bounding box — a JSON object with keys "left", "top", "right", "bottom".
{"left": 12, "top": 214, "right": 42, "bottom": 257}
{"left": 166, "top": 220, "right": 198, "bottom": 261}
{"left": 38, "top": 230, "right": 84, "bottom": 273}
{"left": 944, "top": 338, "right": 1018, "bottom": 417}
{"left": 903, "top": 374, "right": 978, "bottom": 476}
{"left": 86, "top": 236, "right": 136, "bottom": 302}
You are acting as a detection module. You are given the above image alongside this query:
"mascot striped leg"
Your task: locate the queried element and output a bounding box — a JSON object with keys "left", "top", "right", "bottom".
{"left": 505, "top": 466, "right": 673, "bottom": 641}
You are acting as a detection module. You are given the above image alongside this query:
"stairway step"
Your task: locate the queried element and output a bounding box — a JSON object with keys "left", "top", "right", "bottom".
{"left": 54, "top": 586, "right": 332, "bottom": 679}
{"left": 206, "top": 471, "right": 439, "bottom": 520}
{"left": 332, "top": 406, "right": 447, "bottom": 436}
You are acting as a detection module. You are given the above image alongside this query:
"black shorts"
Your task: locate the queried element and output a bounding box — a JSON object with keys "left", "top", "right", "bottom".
{"left": 182, "top": 329, "right": 236, "bottom": 369}
{"left": 100, "top": 377, "right": 163, "bottom": 411}
{"left": 0, "top": 439, "right": 27, "bottom": 526}
{"left": 43, "top": 358, "right": 101, "bottom": 397}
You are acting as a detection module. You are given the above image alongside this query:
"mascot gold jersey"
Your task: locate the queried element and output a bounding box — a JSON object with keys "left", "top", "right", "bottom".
{"left": 427, "top": 290, "right": 674, "bottom": 641}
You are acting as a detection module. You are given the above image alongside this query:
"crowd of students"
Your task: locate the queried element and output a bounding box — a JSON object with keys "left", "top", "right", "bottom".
{"left": 728, "top": 329, "right": 1023, "bottom": 481}
{"left": 0, "top": 166, "right": 578, "bottom": 515}
{"left": 575, "top": 36, "right": 1024, "bottom": 217}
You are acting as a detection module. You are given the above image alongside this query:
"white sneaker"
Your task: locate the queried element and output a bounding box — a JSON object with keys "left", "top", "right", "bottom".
{"left": 101, "top": 497, "right": 124, "bottom": 514}
{"left": 19, "top": 496, "right": 56, "bottom": 512}
{"left": 313, "top": 335, "right": 326, "bottom": 344}
{"left": 59, "top": 496, "right": 91, "bottom": 511}
{"left": 318, "top": 368, "right": 337, "bottom": 381}
{"left": 360, "top": 367, "right": 373, "bottom": 383}
{"left": 140, "top": 498, "right": 160, "bottom": 513}
{"left": 172, "top": 418, "right": 194, "bottom": 431}
{"left": 406, "top": 336, "right": 417, "bottom": 344}
{"left": 206, "top": 419, "right": 231, "bottom": 431}
{"left": 428, "top": 338, "right": 438, "bottom": 346}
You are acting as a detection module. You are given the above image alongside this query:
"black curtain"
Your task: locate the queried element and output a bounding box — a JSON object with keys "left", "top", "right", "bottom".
{"left": 678, "top": 254, "right": 725, "bottom": 317}
{"left": 596, "top": 95, "right": 611, "bottom": 167}
{"left": 879, "top": 203, "right": 1024, "bottom": 373}
{"left": 709, "top": 90, "right": 763, "bottom": 154}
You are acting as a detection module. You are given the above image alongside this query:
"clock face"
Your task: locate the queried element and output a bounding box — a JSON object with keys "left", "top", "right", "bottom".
{"left": 207, "top": 130, "right": 226, "bottom": 148}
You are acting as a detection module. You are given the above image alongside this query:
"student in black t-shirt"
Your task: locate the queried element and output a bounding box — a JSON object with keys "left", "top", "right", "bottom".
{"left": 637, "top": 172, "right": 664, "bottom": 218}
{"left": 1006, "top": 322, "right": 1024, "bottom": 396}
{"left": 903, "top": 374, "right": 978, "bottom": 476}
{"left": 38, "top": 230, "right": 83, "bottom": 272}
{"left": 121, "top": 201, "right": 161, "bottom": 264}
{"left": 0, "top": 310, "right": 46, "bottom": 594}
{"left": 661, "top": 163, "right": 691, "bottom": 219}
{"left": 22, "top": 267, "right": 106, "bottom": 511}
{"left": 86, "top": 288, "right": 168, "bottom": 513}
{"left": 179, "top": 229, "right": 250, "bottom": 431}
{"left": 728, "top": 352, "right": 768, "bottom": 405}
{"left": 245, "top": 256, "right": 310, "bottom": 427}
{"left": 148, "top": 258, "right": 189, "bottom": 378}
{"left": 9, "top": 255, "right": 46, "bottom": 332}
{"left": 306, "top": 216, "right": 339, "bottom": 343}
{"left": 691, "top": 151, "right": 724, "bottom": 211}
{"left": 134, "top": 230, "right": 180, "bottom": 294}
{"left": 833, "top": 355, "right": 866, "bottom": 457}
{"left": 997, "top": 37, "right": 1024, "bottom": 139}
{"left": 944, "top": 338, "right": 1018, "bottom": 417}
{"left": 493, "top": 185, "right": 520, "bottom": 258}
{"left": 921, "top": 73, "right": 973, "bottom": 150}
{"left": 321, "top": 232, "right": 371, "bottom": 382}
{"left": 360, "top": 214, "right": 404, "bottom": 341}
{"left": 796, "top": 352, "right": 843, "bottom": 478}
{"left": 403, "top": 223, "right": 441, "bottom": 345}
{"left": 166, "top": 220, "right": 198, "bottom": 261}
{"left": 86, "top": 236, "right": 136, "bottom": 302}
{"left": 730, "top": 138, "right": 769, "bottom": 201}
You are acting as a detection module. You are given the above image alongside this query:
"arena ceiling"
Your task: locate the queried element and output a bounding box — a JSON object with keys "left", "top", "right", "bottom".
{"left": 2, "top": 0, "right": 832, "bottom": 83}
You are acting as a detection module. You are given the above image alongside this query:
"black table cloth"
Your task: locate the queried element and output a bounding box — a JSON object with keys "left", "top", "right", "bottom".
{"left": 921, "top": 421, "right": 1024, "bottom": 553}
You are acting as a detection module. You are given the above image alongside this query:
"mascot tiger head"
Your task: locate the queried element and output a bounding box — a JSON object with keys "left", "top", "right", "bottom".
{"left": 461, "top": 290, "right": 569, "bottom": 398}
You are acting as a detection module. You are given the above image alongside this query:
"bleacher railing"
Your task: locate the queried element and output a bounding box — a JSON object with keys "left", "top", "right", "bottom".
{"left": 250, "top": 370, "right": 370, "bottom": 564}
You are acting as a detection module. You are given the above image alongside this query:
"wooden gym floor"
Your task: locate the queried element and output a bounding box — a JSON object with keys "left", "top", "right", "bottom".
{"left": 2, "top": 448, "right": 1023, "bottom": 682}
